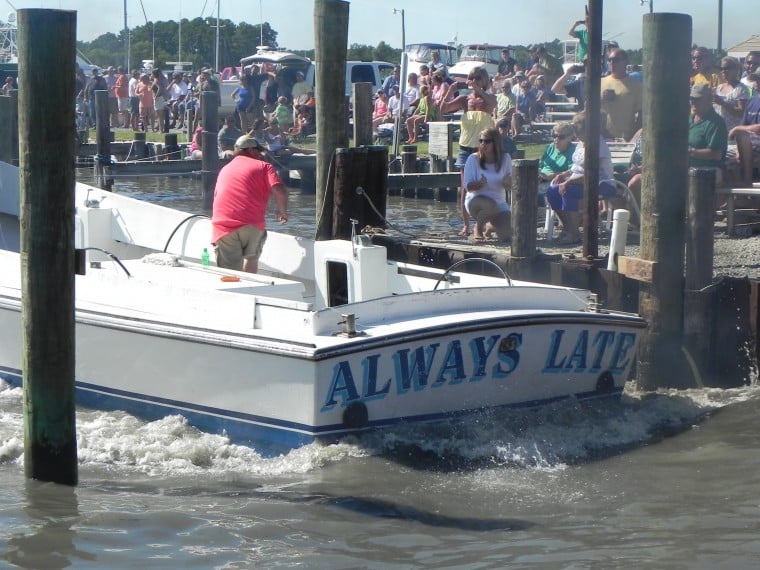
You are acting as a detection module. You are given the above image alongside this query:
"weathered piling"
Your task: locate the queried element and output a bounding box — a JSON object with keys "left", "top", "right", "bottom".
{"left": 0, "top": 94, "right": 10, "bottom": 163}
{"left": 164, "top": 132, "right": 180, "bottom": 160}
{"left": 510, "top": 159, "right": 539, "bottom": 261}
{"left": 637, "top": 12, "right": 693, "bottom": 390}
{"left": 314, "top": 0, "right": 349, "bottom": 240}
{"left": 352, "top": 82, "right": 373, "bottom": 147}
{"left": 18, "top": 8, "right": 78, "bottom": 485}
{"left": 201, "top": 90, "right": 219, "bottom": 210}
{"left": 331, "top": 146, "right": 389, "bottom": 239}
{"left": 583, "top": 0, "right": 603, "bottom": 258}
{"left": 94, "top": 89, "right": 112, "bottom": 190}
{"left": 8, "top": 89, "right": 18, "bottom": 165}
{"left": 685, "top": 168, "right": 716, "bottom": 290}
{"left": 131, "top": 131, "right": 147, "bottom": 161}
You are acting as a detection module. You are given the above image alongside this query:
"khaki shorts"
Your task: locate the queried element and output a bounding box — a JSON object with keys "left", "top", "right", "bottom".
{"left": 213, "top": 225, "right": 267, "bottom": 270}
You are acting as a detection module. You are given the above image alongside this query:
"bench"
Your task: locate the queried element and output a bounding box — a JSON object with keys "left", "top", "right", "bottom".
{"left": 716, "top": 183, "right": 760, "bottom": 236}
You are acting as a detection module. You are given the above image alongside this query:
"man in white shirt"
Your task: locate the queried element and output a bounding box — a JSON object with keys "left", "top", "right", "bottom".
{"left": 404, "top": 72, "right": 420, "bottom": 116}
{"left": 127, "top": 69, "right": 140, "bottom": 131}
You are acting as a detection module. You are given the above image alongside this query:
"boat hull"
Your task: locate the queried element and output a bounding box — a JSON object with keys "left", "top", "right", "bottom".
{"left": 0, "top": 296, "right": 643, "bottom": 455}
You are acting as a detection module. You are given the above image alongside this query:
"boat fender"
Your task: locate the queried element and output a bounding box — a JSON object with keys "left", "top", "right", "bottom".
{"left": 342, "top": 402, "right": 369, "bottom": 429}
{"left": 595, "top": 371, "right": 615, "bottom": 394}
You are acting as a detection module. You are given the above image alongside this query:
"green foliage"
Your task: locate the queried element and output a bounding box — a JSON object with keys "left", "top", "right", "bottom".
{"left": 77, "top": 18, "right": 279, "bottom": 71}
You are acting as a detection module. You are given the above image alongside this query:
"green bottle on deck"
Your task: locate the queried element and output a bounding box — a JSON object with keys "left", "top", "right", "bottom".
{"left": 201, "top": 247, "right": 210, "bottom": 267}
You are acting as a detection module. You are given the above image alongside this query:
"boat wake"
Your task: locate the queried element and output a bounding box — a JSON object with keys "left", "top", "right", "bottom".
{"left": 2, "top": 380, "right": 758, "bottom": 476}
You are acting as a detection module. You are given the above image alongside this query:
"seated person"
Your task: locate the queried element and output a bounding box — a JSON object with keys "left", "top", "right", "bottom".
{"left": 272, "top": 95, "right": 294, "bottom": 130}
{"left": 727, "top": 73, "right": 760, "bottom": 188}
{"left": 462, "top": 127, "right": 513, "bottom": 242}
{"left": 264, "top": 119, "right": 315, "bottom": 156}
{"left": 538, "top": 121, "right": 577, "bottom": 193}
{"left": 289, "top": 104, "right": 315, "bottom": 137}
{"left": 217, "top": 115, "right": 242, "bottom": 158}
{"left": 372, "top": 89, "right": 390, "bottom": 130}
{"left": 405, "top": 84, "right": 438, "bottom": 143}
{"left": 188, "top": 124, "right": 203, "bottom": 159}
{"left": 533, "top": 75, "right": 553, "bottom": 118}
{"left": 545, "top": 112, "right": 617, "bottom": 245}
{"left": 511, "top": 79, "right": 536, "bottom": 137}
{"left": 688, "top": 84, "right": 728, "bottom": 186}
{"left": 494, "top": 81, "right": 516, "bottom": 121}
{"left": 496, "top": 118, "right": 519, "bottom": 158}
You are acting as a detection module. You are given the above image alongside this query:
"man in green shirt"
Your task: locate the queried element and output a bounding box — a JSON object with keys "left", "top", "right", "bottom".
{"left": 688, "top": 83, "right": 728, "bottom": 171}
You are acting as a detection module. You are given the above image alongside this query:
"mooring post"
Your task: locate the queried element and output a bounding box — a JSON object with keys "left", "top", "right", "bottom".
{"left": 164, "top": 132, "right": 180, "bottom": 160}
{"left": 683, "top": 167, "right": 717, "bottom": 385}
{"left": 332, "top": 147, "right": 353, "bottom": 239}
{"left": 9, "top": 89, "right": 19, "bottom": 166}
{"left": 94, "top": 89, "right": 111, "bottom": 190}
{"left": 637, "top": 13, "right": 693, "bottom": 390}
{"left": 511, "top": 159, "right": 539, "bottom": 261}
{"left": 353, "top": 82, "right": 373, "bottom": 147}
{"left": 18, "top": 8, "right": 78, "bottom": 485}
{"left": 314, "top": 0, "right": 349, "bottom": 240}
{"left": 0, "top": 95, "right": 10, "bottom": 163}
{"left": 132, "top": 130, "right": 146, "bottom": 161}
{"left": 201, "top": 90, "right": 219, "bottom": 210}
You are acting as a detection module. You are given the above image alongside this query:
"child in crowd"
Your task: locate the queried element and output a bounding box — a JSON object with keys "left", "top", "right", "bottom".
{"left": 272, "top": 96, "right": 293, "bottom": 130}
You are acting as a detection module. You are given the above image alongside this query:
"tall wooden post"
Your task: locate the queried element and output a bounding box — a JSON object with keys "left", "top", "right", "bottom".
{"left": 0, "top": 95, "right": 10, "bottom": 163}
{"left": 9, "top": 89, "right": 19, "bottom": 166}
{"left": 18, "top": 8, "right": 78, "bottom": 485}
{"left": 511, "top": 159, "right": 539, "bottom": 260}
{"left": 637, "top": 13, "right": 693, "bottom": 390}
{"left": 352, "top": 82, "right": 373, "bottom": 147}
{"left": 201, "top": 90, "right": 219, "bottom": 210}
{"left": 685, "top": 168, "right": 716, "bottom": 290}
{"left": 314, "top": 0, "right": 349, "bottom": 240}
{"left": 583, "top": 0, "right": 603, "bottom": 259}
{"left": 94, "top": 89, "right": 111, "bottom": 189}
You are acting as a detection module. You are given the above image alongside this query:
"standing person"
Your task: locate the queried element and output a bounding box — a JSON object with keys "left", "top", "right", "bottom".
{"left": 114, "top": 66, "right": 130, "bottom": 128}
{"left": 128, "top": 69, "right": 141, "bottom": 131}
{"left": 151, "top": 68, "right": 170, "bottom": 133}
{"left": 231, "top": 76, "right": 253, "bottom": 131}
{"left": 382, "top": 66, "right": 401, "bottom": 97}
{"left": 104, "top": 66, "right": 119, "bottom": 128}
{"left": 84, "top": 68, "right": 108, "bottom": 129}
{"left": 691, "top": 46, "right": 721, "bottom": 89}
{"left": 568, "top": 10, "right": 590, "bottom": 63}
{"left": 600, "top": 49, "right": 642, "bottom": 140}
{"left": 211, "top": 134, "right": 289, "bottom": 273}
{"left": 440, "top": 66, "right": 497, "bottom": 236}
{"left": 462, "top": 127, "right": 512, "bottom": 242}
{"left": 545, "top": 112, "right": 617, "bottom": 245}
{"left": 713, "top": 56, "right": 750, "bottom": 133}
{"left": 136, "top": 74, "right": 155, "bottom": 132}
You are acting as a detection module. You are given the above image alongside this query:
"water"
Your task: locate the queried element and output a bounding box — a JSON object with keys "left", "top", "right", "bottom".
{"left": 1, "top": 174, "right": 759, "bottom": 568}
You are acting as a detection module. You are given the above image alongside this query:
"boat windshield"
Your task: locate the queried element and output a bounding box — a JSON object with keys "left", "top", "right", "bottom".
{"left": 459, "top": 46, "right": 504, "bottom": 65}
{"left": 405, "top": 44, "right": 458, "bottom": 66}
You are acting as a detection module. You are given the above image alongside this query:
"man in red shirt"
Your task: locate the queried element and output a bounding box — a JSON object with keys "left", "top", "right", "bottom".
{"left": 211, "top": 134, "right": 288, "bottom": 273}
{"left": 113, "top": 66, "right": 130, "bottom": 128}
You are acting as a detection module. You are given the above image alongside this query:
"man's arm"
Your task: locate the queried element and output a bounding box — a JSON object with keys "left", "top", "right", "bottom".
{"left": 272, "top": 184, "right": 289, "bottom": 223}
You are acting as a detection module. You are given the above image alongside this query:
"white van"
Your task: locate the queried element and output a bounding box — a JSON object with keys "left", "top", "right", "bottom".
{"left": 219, "top": 49, "right": 394, "bottom": 115}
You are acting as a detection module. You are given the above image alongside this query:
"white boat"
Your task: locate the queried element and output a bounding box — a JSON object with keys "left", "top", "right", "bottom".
{"left": 446, "top": 44, "right": 510, "bottom": 80}
{"left": 404, "top": 42, "right": 458, "bottom": 78}
{"left": 0, "top": 163, "right": 645, "bottom": 455}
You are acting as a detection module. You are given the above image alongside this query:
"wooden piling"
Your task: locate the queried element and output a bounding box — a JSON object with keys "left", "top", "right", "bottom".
{"left": 511, "top": 159, "right": 539, "bottom": 260}
{"left": 352, "top": 82, "right": 373, "bottom": 147}
{"left": 637, "top": 12, "right": 693, "bottom": 390}
{"left": 132, "top": 131, "right": 146, "bottom": 161}
{"left": 164, "top": 132, "right": 180, "bottom": 160}
{"left": 583, "top": 0, "right": 603, "bottom": 259}
{"left": 201, "top": 90, "right": 219, "bottom": 210}
{"left": 685, "top": 168, "right": 716, "bottom": 290}
{"left": 314, "top": 0, "right": 349, "bottom": 240}
{"left": 8, "top": 89, "right": 18, "bottom": 166}
{"left": 0, "top": 95, "right": 10, "bottom": 163}
{"left": 18, "top": 8, "right": 78, "bottom": 485}
{"left": 94, "top": 89, "right": 111, "bottom": 189}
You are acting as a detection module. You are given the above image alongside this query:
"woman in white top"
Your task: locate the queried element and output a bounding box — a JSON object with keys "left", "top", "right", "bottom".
{"left": 462, "top": 127, "right": 512, "bottom": 242}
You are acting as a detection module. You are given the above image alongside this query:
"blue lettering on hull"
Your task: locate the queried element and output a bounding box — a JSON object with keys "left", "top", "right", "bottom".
{"left": 321, "top": 329, "right": 637, "bottom": 411}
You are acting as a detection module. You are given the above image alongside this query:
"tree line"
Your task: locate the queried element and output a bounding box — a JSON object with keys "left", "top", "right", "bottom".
{"left": 77, "top": 18, "right": 655, "bottom": 73}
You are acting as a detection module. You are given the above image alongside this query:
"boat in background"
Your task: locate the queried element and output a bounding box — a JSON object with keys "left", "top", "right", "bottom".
{"left": 447, "top": 44, "right": 511, "bottom": 80}
{"left": 0, "top": 163, "right": 645, "bottom": 455}
{"left": 404, "top": 42, "right": 458, "bottom": 78}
